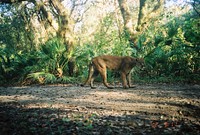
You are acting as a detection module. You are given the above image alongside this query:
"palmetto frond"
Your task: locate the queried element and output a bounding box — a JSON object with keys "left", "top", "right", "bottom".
{"left": 27, "top": 72, "right": 56, "bottom": 84}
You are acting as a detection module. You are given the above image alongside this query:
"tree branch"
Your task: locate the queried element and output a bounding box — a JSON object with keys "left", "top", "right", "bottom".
{"left": 0, "top": 0, "right": 33, "bottom": 4}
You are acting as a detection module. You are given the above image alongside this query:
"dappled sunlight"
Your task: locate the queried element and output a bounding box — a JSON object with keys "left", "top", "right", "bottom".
{"left": 0, "top": 0, "right": 199, "bottom": 133}
{"left": 0, "top": 84, "right": 200, "bottom": 134}
{"left": 1, "top": 84, "right": 199, "bottom": 120}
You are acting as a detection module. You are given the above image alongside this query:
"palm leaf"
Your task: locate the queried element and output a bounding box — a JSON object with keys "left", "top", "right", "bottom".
{"left": 27, "top": 72, "right": 56, "bottom": 84}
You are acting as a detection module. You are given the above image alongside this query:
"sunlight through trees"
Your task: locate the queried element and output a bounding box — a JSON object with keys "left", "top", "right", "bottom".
{"left": 0, "top": 0, "right": 199, "bottom": 85}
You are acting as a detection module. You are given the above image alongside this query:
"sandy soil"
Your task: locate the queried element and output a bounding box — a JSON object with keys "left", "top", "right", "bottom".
{"left": 0, "top": 83, "right": 200, "bottom": 134}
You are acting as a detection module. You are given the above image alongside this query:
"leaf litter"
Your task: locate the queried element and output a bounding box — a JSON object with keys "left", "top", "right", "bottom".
{"left": 0, "top": 84, "right": 200, "bottom": 134}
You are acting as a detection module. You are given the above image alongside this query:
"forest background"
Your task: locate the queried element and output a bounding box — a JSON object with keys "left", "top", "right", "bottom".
{"left": 0, "top": 0, "right": 199, "bottom": 86}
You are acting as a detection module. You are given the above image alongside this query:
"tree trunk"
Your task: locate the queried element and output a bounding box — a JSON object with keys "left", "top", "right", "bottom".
{"left": 50, "top": 0, "right": 74, "bottom": 49}
{"left": 137, "top": 0, "right": 164, "bottom": 31}
{"left": 50, "top": 0, "right": 75, "bottom": 76}
{"left": 137, "top": 0, "right": 146, "bottom": 31}
{"left": 118, "top": 0, "right": 164, "bottom": 50}
{"left": 117, "top": 0, "right": 138, "bottom": 49}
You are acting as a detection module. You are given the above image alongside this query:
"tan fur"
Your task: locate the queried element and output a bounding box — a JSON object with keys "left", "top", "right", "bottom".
{"left": 81, "top": 55, "right": 144, "bottom": 89}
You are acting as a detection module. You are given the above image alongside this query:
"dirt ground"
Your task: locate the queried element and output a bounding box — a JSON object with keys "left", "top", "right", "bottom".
{"left": 0, "top": 83, "right": 200, "bottom": 135}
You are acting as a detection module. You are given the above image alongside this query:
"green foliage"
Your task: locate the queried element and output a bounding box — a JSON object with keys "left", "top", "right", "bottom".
{"left": 25, "top": 38, "right": 72, "bottom": 84}
{"left": 0, "top": 36, "right": 33, "bottom": 85}
{"left": 27, "top": 72, "right": 57, "bottom": 84}
{"left": 137, "top": 12, "right": 200, "bottom": 83}
{"left": 0, "top": 48, "right": 28, "bottom": 84}
{"left": 0, "top": 4, "right": 35, "bottom": 85}
{"left": 0, "top": 4, "right": 199, "bottom": 85}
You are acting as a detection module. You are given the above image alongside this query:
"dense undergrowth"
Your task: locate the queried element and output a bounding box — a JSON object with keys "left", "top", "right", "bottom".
{"left": 0, "top": 8, "right": 199, "bottom": 86}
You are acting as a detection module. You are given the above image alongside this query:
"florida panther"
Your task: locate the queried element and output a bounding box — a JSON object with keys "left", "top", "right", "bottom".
{"left": 81, "top": 55, "right": 144, "bottom": 89}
